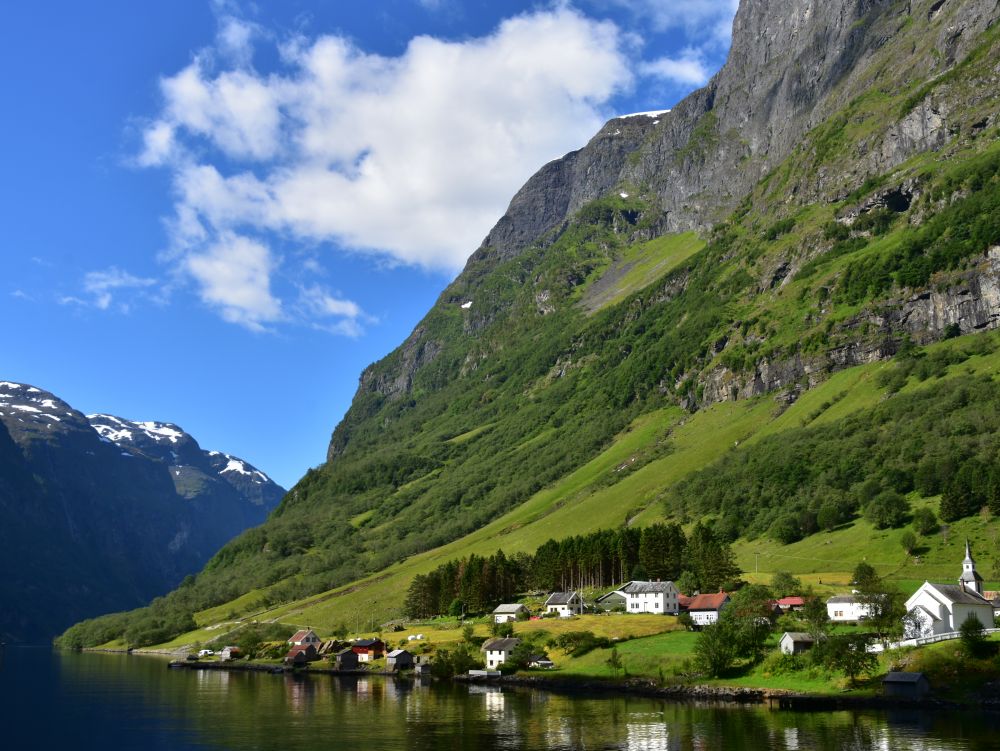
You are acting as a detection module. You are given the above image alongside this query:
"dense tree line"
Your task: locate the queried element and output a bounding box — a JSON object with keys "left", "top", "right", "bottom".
{"left": 403, "top": 522, "right": 739, "bottom": 618}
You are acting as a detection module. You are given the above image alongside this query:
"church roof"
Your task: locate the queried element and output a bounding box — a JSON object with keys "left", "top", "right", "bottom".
{"left": 923, "top": 583, "right": 991, "bottom": 606}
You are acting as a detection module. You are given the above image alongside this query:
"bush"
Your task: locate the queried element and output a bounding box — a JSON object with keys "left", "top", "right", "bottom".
{"left": 430, "top": 645, "right": 482, "bottom": 678}
{"left": 900, "top": 530, "right": 917, "bottom": 554}
{"left": 547, "top": 631, "right": 612, "bottom": 657}
{"left": 959, "top": 614, "right": 996, "bottom": 658}
{"left": 759, "top": 651, "right": 806, "bottom": 676}
{"left": 771, "top": 571, "right": 802, "bottom": 598}
{"left": 693, "top": 624, "right": 736, "bottom": 677}
{"left": 865, "top": 490, "right": 909, "bottom": 529}
{"left": 912, "top": 507, "right": 938, "bottom": 536}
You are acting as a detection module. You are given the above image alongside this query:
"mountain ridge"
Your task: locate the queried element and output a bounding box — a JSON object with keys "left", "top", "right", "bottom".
{"left": 58, "top": 0, "right": 1000, "bottom": 647}
{"left": 0, "top": 380, "right": 285, "bottom": 642}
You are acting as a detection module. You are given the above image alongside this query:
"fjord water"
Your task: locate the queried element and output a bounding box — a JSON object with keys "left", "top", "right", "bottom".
{"left": 0, "top": 648, "right": 993, "bottom": 750}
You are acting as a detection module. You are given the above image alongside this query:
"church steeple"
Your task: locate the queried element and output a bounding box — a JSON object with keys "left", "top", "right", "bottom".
{"left": 960, "top": 539, "right": 984, "bottom": 595}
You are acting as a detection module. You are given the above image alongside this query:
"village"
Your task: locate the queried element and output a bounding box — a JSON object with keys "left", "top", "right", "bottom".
{"left": 177, "top": 542, "right": 1000, "bottom": 702}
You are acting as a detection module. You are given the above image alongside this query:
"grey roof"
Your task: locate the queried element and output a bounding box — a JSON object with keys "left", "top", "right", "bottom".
{"left": 596, "top": 591, "right": 626, "bottom": 602}
{"left": 545, "top": 591, "right": 579, "bottom": 605}
{"left": 926, "top": 583, "right": 991, "bottom": 606}
{"left": 883, "top": 672, "right": 927, "bottom": 683}
{"left": 482, "top": 637, "right": 521, "bottom": 652}
{"left": 780, "top": 632, "right": 815, "bottom": 643}
{"left": 387, "top": 649, "right": 411, "bottom": 658}
{"left": 493, "top": 603, "right": 527, "bottom": 613}
{"left": 826, "top": 595, "right": 859, "bottom": 604}
{"left": 621, "top": 581, "right": 675, "bottom": 594}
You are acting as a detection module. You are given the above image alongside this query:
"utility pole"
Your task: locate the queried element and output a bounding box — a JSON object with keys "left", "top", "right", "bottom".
{"left": 755, "top": 552, "right": 759, "bottom": 575}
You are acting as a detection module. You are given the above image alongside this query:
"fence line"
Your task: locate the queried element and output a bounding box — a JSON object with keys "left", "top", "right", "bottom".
{"left": 867, "top": 627, "right": 1000, "bottom": 653}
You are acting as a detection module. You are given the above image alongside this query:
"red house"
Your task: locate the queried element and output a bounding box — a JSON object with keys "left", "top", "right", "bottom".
{"left": 776, "top": 596, "right": 806, "bottom": 612}
{"left": 284, "top": 644, "right": 319, "bottom": 664}
{"left": 351, "top": 638, "right": 385, "bottom": 662}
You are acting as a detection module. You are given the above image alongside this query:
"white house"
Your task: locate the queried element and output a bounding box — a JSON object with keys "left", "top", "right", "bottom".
{"left": 778, "top": 632, "right": 816, "bottom": 655}
{"left": 983, "top": 591, "right": 1000, "bottom": 619}
{"left": 686, "top": 592, "right": 730, "bottom": 626}
{"left": 482, "top": 637, "right": 520, "bottom": 669}
{"left": 904, "top": 541, "right": 995, "bottom": 638}
{"left": 614, "top": 580, "right": 681, "bottom": 614}
{"left": 289, "top": 629, "right": 322, "bottom": 647}
{"left": 492, "top": 604, "right": 529, "bottom": 623}
{"left": 544, "top": 591, "right": 584, "bottom": 617}
{"left": 826, "top": 595, "right": 872, "bottom": 622}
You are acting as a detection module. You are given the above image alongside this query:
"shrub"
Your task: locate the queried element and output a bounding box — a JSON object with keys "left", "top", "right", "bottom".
{"left": 865, "top": 490, "right": 909, "bottom": 529}
{"left": 912, "top": 507, "right": 938, "bottom": 536}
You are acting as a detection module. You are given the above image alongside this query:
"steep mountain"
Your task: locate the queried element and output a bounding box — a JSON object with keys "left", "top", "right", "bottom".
{"left": 0, "top": 381, "right": 284, "bottom": 642}
{"left": 61, "top": 0, "right": 1000, "bottom": 647}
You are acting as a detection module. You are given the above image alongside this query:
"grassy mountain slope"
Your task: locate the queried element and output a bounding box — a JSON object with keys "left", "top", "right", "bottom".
{"left": 60, "top": 0, "right": 1000, "bottom": 648}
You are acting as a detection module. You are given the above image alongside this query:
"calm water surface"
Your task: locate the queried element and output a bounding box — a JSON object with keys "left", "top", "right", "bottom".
{"left": 1, "top": 647, "right": 997, "bottom": 750}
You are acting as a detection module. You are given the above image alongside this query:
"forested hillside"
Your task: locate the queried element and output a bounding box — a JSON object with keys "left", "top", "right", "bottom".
{"left": 60, "top": 0, "right": 1000, "bottom": 648}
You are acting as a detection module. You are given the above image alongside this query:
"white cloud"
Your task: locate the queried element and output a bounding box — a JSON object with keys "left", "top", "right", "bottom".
{"left": 298, "top": 285, "right": 370, "bottom": 338}
{"left": 183, "top": 233, "right": 282, "bottom": 331}
{"left": 216, "top": 16, "right": 258, "bottom": 66}
{"left": 640, "top": 47, "right": 711, "bottom": 86}
{"left": 160, "top": 64, "right": 283, "bottom": 161}
{"left": 81, "top": 267, "right": 157, "bottom": 310}
{"left": 140, "top": 6, "right": 633, "bottom": 331}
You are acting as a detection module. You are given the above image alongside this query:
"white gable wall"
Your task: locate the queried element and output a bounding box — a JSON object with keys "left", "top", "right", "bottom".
{"left": 626, "top": 583, "right": 680, "bottom": 614}
{"left": 826, "top": 600, "right": 870, "bottom": 622}
{"left": 690, "top": 609, "right": 722, "bottom": 626}
{"left": 905, "top": 583, "right": 995, "bottom": 637}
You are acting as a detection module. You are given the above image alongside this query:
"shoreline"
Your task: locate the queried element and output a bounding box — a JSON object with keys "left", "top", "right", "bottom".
{"left": 73, "top": 648, "right": 1000, "bottom": 711}
{"left": 454, "top": 673, "right": 988, "bottom": 711}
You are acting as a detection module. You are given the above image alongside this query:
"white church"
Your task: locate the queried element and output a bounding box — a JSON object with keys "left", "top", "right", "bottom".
{"left": 904, "top": 541, "right": 995, "bottom": 638}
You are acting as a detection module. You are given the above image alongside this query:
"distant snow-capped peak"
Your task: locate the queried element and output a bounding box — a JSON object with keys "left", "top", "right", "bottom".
{"left": 87, "top": 414, "right": 186, "bottom": 445}
{"left": 0, "top": 381, "right": 75, "bottom": 426}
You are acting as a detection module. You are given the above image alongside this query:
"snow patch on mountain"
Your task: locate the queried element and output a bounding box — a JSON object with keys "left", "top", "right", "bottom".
{"left": 88, "top": 414, "right": 185, "bottom": 445}
{"left": 218, "top": 453, "right": 271, "bottom": 485}
{"left": 616, "top": 109, "right": 670, "bottom": 119}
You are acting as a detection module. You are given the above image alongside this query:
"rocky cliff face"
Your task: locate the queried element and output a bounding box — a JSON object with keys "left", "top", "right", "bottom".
{"left": 475, "top": 0, "right": 1000, "bottom": 265}
{"left": 0, "top": 382, "right": 285, "bottom": 642}
{"left": 334, "top": 0, "right": 1000, "bottom": 441}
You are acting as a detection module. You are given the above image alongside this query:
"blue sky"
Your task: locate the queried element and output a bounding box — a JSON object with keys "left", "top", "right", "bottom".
{"left": 1, "top": 0, "right": 736, "bottom": 489}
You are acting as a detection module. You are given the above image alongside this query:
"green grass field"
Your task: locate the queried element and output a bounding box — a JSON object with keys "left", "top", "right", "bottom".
{"left": 143, "top": 331, "right": 1000, "bottom": 650}
{"left": 580, "top": 232, "right": 706, "bottom": 313}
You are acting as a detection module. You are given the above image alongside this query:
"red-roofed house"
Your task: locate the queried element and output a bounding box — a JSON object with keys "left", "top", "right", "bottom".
{"left": 686, "top": 593, "right": 731, "bottom": 626}
{"left": 776, "top": 596, "right": 806, "bottom": 612}
{"left": 289, "top": 629, "right": 322, "bottom": 648}
{"left": 284, "top": 644, "right": 319, "bottom": 664}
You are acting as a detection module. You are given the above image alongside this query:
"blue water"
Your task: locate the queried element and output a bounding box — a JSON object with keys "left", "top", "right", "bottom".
{"left": 0, "top": 646, "right": 995, "bottom": 750}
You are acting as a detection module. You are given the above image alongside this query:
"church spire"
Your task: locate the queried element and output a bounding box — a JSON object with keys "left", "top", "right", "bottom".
{"left": 960, "top": 539, "right": 984, "bottom": 595}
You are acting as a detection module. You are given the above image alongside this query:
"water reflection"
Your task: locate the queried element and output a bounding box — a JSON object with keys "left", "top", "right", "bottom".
{"left": 0, "top": 649, "right": 995, "bottom": 750}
